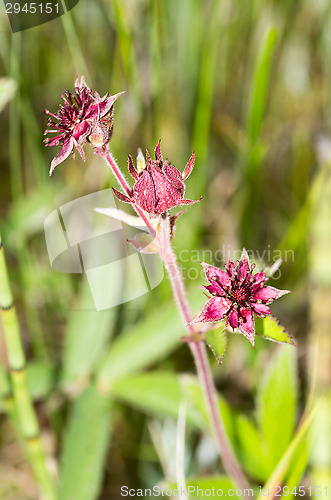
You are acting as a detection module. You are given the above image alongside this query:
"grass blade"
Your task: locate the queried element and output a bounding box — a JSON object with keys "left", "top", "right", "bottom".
{"left": 59, "top": 386, "right": 112, "bottom": 500}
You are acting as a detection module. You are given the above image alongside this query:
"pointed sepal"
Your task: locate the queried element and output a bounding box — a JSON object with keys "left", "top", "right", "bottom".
{"left": 128, "top": 155, "right": 139, "bottom": 180}
{"left": 155, "top": 139, "right": 163, "bottom": 161}
{"left": 112, "top": 188, "right": 133, "bottom": 204}
{"left": 182, "top": 152, "right": 195, "bottom": 180}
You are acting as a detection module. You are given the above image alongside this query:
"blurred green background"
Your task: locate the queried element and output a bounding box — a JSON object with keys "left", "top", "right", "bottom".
{"left": 0, "top": 0, "right": 331, "bottom": 499}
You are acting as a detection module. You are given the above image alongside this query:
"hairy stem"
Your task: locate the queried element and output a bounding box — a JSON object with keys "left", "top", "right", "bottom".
{"left": 99, "top": 151, "right": 250, "bottom": 494}
{"left": 0, "top": 235, "right": 57, "bottom": 500}
{"left": 159, "top": 216, "right": 250, "bottom": 495}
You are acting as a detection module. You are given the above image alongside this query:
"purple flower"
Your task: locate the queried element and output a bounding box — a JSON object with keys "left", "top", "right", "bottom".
{"left": 44, "top": 76, "right": 124, "bottom": 176}
{"left": 113, "top": 141, "right": 201, "bottom": 216}
{"left": 191, "top": 249, "right": 290, "bottom": 347}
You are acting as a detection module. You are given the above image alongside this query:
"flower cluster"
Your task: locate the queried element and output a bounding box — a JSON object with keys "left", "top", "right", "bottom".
{"left": 44, "top": 76, "right": 124, "bottom": 175}
{"left": 112, "top": 141, "right": 201, "bottom": 216}
{"left": 192, "top": 250, "right": 290, "bottom": 347}
{"left": 45, "top": 77, "right": 292, "bottom": 350}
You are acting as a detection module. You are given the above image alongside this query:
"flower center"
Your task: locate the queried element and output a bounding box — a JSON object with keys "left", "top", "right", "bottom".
{"left": 232, "top": 286, "right": 250, "bottom": 305}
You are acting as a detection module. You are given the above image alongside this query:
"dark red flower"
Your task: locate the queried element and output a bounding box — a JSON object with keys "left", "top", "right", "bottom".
{"left": 191, "top": 249, "right": 290, "bottom": 347}
{"left": 113, "top": 141, "right": 201, "bottom": 216}
{"left": 44, "top": 76, "right": 124, "bottom": 175}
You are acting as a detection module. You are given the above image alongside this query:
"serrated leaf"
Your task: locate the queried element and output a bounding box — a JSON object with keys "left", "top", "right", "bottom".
{"left": 255, "top": 316, "right": 295, "bottom": 346}
{"left": 256, "top": 347, "right": 298, "bottom": 470}
{"left": 59, "top": 386, "right": 112, "bottom": 500}
{"left": 205, "top": 327, "right": 228, "bottom": 364}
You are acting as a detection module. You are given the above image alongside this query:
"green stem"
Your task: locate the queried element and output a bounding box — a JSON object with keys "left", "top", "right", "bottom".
{"left": 0, "top": 235, "right": 57, "bottom": 500}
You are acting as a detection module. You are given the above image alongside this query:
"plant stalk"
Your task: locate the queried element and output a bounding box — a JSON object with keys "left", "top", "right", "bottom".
{"left": 158, "top": 216, "right": 250, "bottom": 495}
{"left": 100, "top": 152, "right": 250, "bottom": 494}
{"left": 0, "top": 235, "right": 57, "bottom": 500}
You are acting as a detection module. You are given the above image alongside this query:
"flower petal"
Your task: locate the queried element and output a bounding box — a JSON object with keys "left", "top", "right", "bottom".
{"left": 204, "top": 283, "right": 226, "bottom": 297}
{"left": 72, "top": 120, "right": 90, "bottom": 141}
{"left": 192, "top": 297, "right": 232, "bottom": 324}
{"left": 238, "top": 308, "right": 255, "bottom": 347}
{"left": 73, "top": 139, "right": 86, "bottom": 162}
{"left": 251, "top": 272, "right": 267, "bottom": 286}
{"left": 163, "top": 162, "right": 184, "bottom": 190}
{"left": 227, "top": 310, "right": 239, "bottom": 330}
{"left": 201, "top": 262, "right": 232, "bottom": 290}
{"left": 133, "top": 171, "right": 156, "bottom": 213}
{"left": 49, "top": 137, "right": 74, "bottom": 176}
{"left": 251, "top": 303, "right": 271, "bottom": 316}
{"left": 237, "top": 256, "right": 250, "bottom": 281}
{"left": 253, "top": 286, "right": 290, "bottom": 303}
{"left": 226, "top": 260, "right": 235, "bottom": 278}
{"left": 151, "top": 167, "right": 181, "bottom": 213}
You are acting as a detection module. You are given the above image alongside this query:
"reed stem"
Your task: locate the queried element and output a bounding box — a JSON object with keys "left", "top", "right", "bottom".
{"left": 0, "top": 235, "right": 57, "bottom": 500}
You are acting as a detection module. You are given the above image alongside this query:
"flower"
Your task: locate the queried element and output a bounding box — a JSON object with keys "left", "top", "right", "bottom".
{"left": 112, "top": 141, "right": 201, "bottom": 216}
{"left": 191, "top": 249, "right": 290, "bottom": 347}
{"left": 44, "top": 76, "right": 124, "bottom": 176}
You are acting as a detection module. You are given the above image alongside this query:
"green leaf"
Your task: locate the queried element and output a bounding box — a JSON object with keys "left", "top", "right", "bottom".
{"left": 280, "top": 438, "right": 308, "bottom": 500}
{"left": 59, "top": 386, "right": 112, "bottom": 500}
{"left": 96, "top": 288, "right": 202, "bottom": 389}
{"left": 262, "top": 406, "right": 316, "bottom": 495}
{"left": 111, "top": 371, "right": 198, "bottom": 427}
{"left": 61, "top": 278, "right": 116, "bottom": 387}
{"left": 256, "top": 347, "right": 298, "bottom": 470}
{"left": 205, "top": 327, "right": 228, "bottom": 364}
{"left": 27, "top": 362, "right": 57, "bottom": 400}
{"left": 255, "top": 316, "right": 296, "bottom": 346}
{"left": 111, "top": 370, "right": 237, "bottom": 451}
{"left": 236, "top": 415, "right": 270, "bottom": 482}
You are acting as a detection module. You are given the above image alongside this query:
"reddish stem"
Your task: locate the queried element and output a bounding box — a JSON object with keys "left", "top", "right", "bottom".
{"left": 99, "top": 150, "right": 250, "bottom": 495}
{"left": 159, "top": 216, "right": 250, "bottom": 496}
